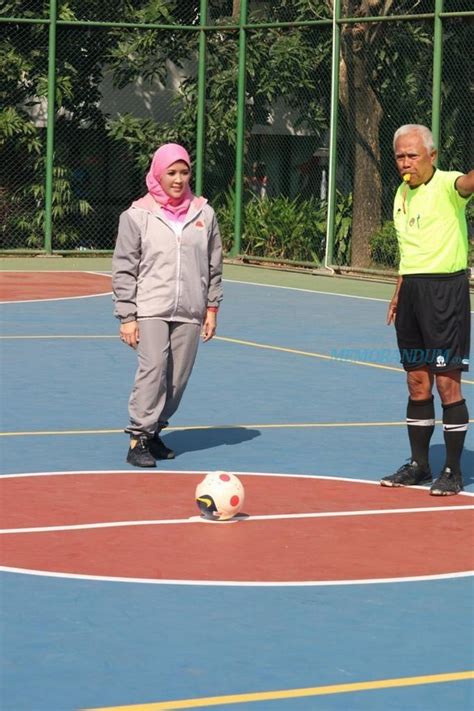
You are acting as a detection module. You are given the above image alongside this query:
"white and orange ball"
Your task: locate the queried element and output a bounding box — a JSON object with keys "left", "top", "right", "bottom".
{"left": 195, "top": 471, "right": 245, "bottom": 521}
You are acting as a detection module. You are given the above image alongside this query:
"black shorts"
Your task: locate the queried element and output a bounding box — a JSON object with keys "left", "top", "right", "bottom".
{"left": 395, "top": 270, "right": 471, "bottom": 373}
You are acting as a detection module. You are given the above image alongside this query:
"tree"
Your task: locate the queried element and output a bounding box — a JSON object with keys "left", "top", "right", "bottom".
{"left": 106, "top": 0, "right": 332, "bottom": 176}
{"left": 0, "top": 0, "right": 142, "bottom": 246}
{"left": 2, "top": 0, "right": 471, "bottom": 257}
{"left": 335, "top": 0, "right": 436, "bottom": 267}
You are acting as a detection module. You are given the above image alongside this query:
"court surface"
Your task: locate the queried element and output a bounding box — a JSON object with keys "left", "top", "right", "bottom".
{"left": 0, "top": 260, "right": 473, "bottom": 711}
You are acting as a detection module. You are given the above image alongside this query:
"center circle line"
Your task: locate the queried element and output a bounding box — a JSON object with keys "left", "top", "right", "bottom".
{"left": 2, "top": 504, "right": 473, "bottom": 534}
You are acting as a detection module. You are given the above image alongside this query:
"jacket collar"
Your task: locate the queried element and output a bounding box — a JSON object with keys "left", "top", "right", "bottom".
{"left": 132, "top": 195, "right": 208, "bottom": 225}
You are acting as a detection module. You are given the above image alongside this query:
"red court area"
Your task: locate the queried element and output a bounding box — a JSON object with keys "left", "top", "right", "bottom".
{"left": 0, "top": 271, "right": 111, "bottom": 301}
{"left": 1, "top": 472, "right": 473, "bottom": 583}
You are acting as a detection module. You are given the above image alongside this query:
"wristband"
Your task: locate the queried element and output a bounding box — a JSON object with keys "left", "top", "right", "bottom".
{"left": 207, "top": 306, "right": 218, "bottom": 313}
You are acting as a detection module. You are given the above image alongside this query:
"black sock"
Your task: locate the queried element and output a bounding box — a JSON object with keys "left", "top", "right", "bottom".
{"left": 406, "top": 397, "right": 435, "bottom": 469}
{"left": 442, "top": 399, "right": 469, "bottom": 474}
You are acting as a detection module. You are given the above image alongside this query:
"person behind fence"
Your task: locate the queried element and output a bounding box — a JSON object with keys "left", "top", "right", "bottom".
{"left": 112, "top": 143, "right": 223, "bottom": 468}
{"left": 248, "top": 161, "right": 269, "bottom": 199}
{"left": 381, "top": 124, "right": 473, "bottom": 495}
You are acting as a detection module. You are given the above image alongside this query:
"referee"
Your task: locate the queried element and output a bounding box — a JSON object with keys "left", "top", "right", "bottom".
{"left": 381, "top": 124, "right": 473, "bottom": 495}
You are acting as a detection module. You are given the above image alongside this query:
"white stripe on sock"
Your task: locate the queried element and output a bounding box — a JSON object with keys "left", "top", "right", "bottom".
{"left": 407, "top": 418, "right": 436, "bottom": 427}
{"left": 443, "top": 423, "right": 469, "bottom": 432}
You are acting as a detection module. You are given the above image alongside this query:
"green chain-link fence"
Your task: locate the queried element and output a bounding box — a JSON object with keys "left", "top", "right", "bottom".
{"left": 1, "top": 0, "right": 473, "bottom": 273}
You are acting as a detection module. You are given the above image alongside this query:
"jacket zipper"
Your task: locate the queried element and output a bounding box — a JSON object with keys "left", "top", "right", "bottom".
{"left": 151, "top": 207, "right": 204, "bottom": 319}
{"left": 170, "top": 223, "right": 183, "bottom": 319}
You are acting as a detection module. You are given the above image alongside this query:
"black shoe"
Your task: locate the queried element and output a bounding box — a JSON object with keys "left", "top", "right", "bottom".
{"left": 430, "top": 467, "right": 463, "bottom": 496}
{"left": 380, "top": 460, "right": 432, "bottom": 487}
{"left": 126, "top": 435, "right": 156, "bottom": 468}
{"left": 149, "top": 433, "right": 175, "bottom": 460}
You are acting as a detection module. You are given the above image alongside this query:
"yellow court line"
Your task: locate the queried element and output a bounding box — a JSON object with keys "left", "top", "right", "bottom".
{"left": 1, "top": 420, "right": 474, "bottom": 438}
{"left": 217, "top": 335, "right": 404, "bottom": 372}
{"left": 82, "top": 671, "right": 474, "bottom": 710}
{"left": 216, "top": 336, "right": 474, "bottom": 383}
{"left": 1, "top": 333, "right": 473, "bottom": 384}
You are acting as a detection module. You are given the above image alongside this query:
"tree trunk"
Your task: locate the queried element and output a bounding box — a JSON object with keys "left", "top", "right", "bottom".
{"left": 339, "top": 15, "right": 384, "bottom": 268}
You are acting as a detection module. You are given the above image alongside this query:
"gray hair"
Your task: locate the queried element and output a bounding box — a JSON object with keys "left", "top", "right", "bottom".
{"left": 393, "top": 124, "right": 435, "bottom": 152}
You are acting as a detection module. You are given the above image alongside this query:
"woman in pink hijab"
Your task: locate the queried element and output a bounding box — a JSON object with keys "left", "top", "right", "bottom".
{"left": 112, "top": 143, "right": 223, "bottom": 467}
{"left": 132, "top": 143, "right": 194, "bottom": 221}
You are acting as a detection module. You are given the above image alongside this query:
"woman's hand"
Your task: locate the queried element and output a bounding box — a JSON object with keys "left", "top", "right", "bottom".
{"left": 201, "top": 310, "right": 217, "bottom": 342}
{"left": 120, "top": 320, "right": 139, "bottom": 349}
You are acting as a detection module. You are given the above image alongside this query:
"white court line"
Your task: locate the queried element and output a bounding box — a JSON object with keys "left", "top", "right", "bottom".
{"left": 0, "top": 270, "right": 105, "bottom": 273}
{"left": 1, "top": 272, "right": 387, "bottom": 302}
{"left": 224, "top": 278, "right": 391, "bottom": 302}
{"left": 0, "top": 291, "right": 112, "bottom": 306}
{"left": 0, "top": 468, "right": 473, "bottom": 496}
{"left": 2, "top": 272, "right": 391, "bottom": 304}
{"left": 0, "top": 292, "right": 112, "bottom": 305}
{"left": 1, "top": 504, "right": 473, "bottom": 535}
{"left": 0, "top": 270, "right": 112, "bottom": 304}
{"left": 1, "top": 565, "right": 472, "bottom": 587}
{"left": 224, "top": 278, "right": 474, "bottom": 314}
{"left": 1, "top": 271, "right": 473, "bottom": 312}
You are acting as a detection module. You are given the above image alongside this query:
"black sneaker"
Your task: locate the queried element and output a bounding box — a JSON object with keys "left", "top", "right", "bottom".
{"left": 380, "top": 460, "right": 432, "bottom": 487}
{"left": 430, "top": 467, "right": 463, "bottom": 496}
{"left": 126, "top": 435, "right": 156, "bottom": 468}
{"left": 149, "top": 433, "right": 175, "bottom": 460}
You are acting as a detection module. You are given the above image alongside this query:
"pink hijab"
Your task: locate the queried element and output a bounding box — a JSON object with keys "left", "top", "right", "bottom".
{"left": 132, "top": 143, "right": 193, "bottom": 222}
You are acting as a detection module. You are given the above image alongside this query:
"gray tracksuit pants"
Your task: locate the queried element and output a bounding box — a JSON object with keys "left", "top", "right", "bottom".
{"left": 125, "top": 319, "right": 201, "bottom": 437}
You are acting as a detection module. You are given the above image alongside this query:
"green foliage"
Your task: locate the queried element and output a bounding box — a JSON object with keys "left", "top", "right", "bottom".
{"left": 1, "top": 161, "right": 92, "bottom": 249}
{"left": 216, "top": 192, "right": 326, "bottom": 263}
{"left": 332, "top": 192, "right": 353, "bottom": 266}
{"left": 215, "top": 190, "right": 356, "bottom": 266}
{"left": 439, "top": 17, "right": 473, "bottom": 170}
{"left": 106, "top": 1, "right": 332, "bottom": 173}
{"left": 0, "top": 108, "right": 40, "bottom": 150}
{"left": 369, "top": 221, "right": 400, "bottom": 269}
{"left": 106, "top": 114, "right": 189, "bottom": 171}
{"left": 0, "top": 4, "right": 112, "bottom": 249}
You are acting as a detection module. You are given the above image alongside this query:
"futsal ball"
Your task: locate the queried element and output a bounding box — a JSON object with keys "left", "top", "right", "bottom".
{"left": 195, "top": 471, "right": 245, "bottom": 521}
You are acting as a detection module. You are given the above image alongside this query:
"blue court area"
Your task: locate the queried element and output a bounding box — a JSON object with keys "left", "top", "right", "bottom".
{"left": 0, "top": 265, "right": 473, "bottom": 710}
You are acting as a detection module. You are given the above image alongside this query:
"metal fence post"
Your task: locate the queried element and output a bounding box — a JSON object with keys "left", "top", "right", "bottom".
{"left": 232, "top": 0, "right": 248, "bottom": 257}
{"left": 44, "top": 0, "right": 58, "bottom": 254}
{"left": 324, "top": 0, "right": 341, "bottom": 269}
{"left": 195, "top": 0, "right": 208, "bottom": 196}
{"left": 431, "top": 0, "right": 443, "bottom": 157}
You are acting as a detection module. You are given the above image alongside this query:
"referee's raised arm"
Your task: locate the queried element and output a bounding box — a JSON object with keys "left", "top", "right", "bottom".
{"left": 455, "top": 170, "right": 474, "bottom": 198}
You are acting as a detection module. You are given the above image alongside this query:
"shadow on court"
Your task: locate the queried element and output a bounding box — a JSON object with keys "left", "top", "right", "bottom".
{"left": 430, "top": 444, "right": 474, "bottom": 485}
{"left": 161, "top": 426, "right": 261, "bottom": 455}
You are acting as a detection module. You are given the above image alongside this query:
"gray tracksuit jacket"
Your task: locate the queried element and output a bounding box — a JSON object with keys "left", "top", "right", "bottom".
{"left": 112, "top": 197, "right": 223, "bottom": 324}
